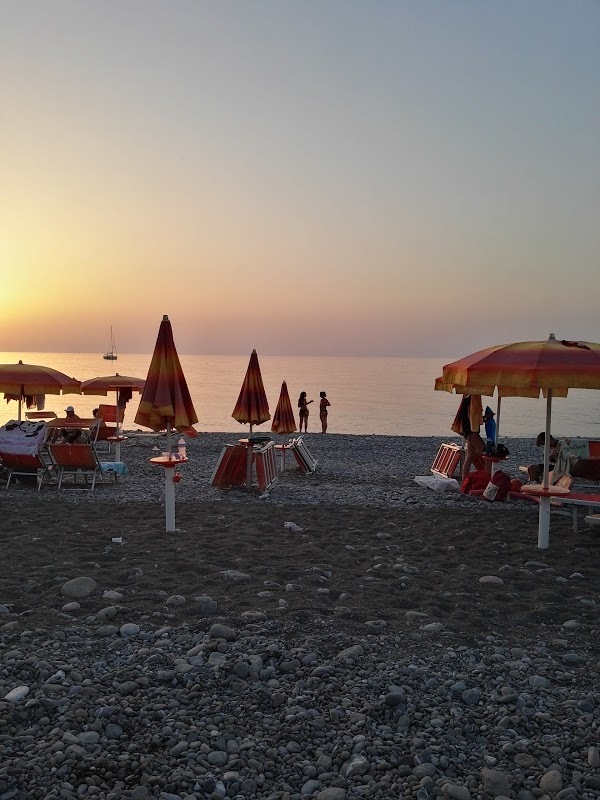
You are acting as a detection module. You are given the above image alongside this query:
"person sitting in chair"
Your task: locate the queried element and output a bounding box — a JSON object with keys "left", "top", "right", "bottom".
{"left": 527, "top": 432, "right": 561, "bottom": 483}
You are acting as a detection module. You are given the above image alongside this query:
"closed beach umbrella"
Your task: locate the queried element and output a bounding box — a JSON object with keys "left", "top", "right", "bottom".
{"left": 135, "top": 315, "right": 199, "bottom": 532}
{"left": 232, "top": 349, "right": 270, "bottom": 433}
{"left": 271, "top": 380, "right": 296, "bottom": 435}
{"left": 81, "top": 373, "right": 146, "bottom": 460}
{"left": 0, "top": 361, "right": 80, "bottom": 420}
{"left": 435, "top": 334, "right": 600, "bottom": 548}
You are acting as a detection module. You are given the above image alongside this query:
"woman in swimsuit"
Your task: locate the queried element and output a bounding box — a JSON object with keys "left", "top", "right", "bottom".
{"left": 319, "top": 391, "right": 331, "bottom": 433}
{"left": 297, "top": 391, "right": 313, "bottom": 433}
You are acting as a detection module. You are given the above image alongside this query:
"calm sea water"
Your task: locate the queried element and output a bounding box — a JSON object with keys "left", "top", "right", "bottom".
{"left": 1, "top": 352, "right": 599, "bottom": 438}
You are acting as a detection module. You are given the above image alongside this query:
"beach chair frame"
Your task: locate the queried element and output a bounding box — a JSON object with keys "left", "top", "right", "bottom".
{"left": 48, "top": 442, "right": 114, "bottom": 490}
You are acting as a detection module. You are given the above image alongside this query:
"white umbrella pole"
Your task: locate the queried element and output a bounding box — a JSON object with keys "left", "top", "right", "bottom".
{"left": 495, "top": 396, "right": 502, "bottom": 445}
{"left": 165, "top": 420, "right": 175, "bottom": 532}
{"left": 538, "top": 389, "right": 553, "bottom": 549}
{"left": 114, "top": 392, "right": 122, "bottom": 462}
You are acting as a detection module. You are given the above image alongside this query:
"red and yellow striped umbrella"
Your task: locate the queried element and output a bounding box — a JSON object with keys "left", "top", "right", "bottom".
{"left": 0, "top": 360, "right": 81, "bottom": 420}
{"left": 435, "top": 334, "right": 600, "bottom": 550}
{"left": 232, "top": 349, "right": 270, "bottom": 432}
{"left": 435, "top": 335, "right": 600, "bottom": 397}
{"left": 271, "top": 380, "right": 296, "bottom": 435}
{"left": 134, "top": 315, "right": 199, "bottom": 434}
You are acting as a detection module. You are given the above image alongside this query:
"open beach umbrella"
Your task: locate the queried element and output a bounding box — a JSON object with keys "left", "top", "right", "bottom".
{"left": 81, "top": 373, "right": 146, "bottom": 460}
{"left": 271, "top": 380, "right": 296, "bottom": 435}
{"left": 0, "top": 361, "right": 81, "bottom": 421}
{"left": 135, "top": 315, "right": 199, "bottom": 532}
{"left": 232, "top": 349, "right": 270, "bottom": 433}
{"left": 435, "top": 333, "right": 600, "bottom": 548}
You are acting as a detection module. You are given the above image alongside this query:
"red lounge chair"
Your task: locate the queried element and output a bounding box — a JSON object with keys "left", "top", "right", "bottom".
{"left": 0, "top": 420, "right": 53, "bottom": 490}
{"left": 48, "top": 442, "right": 115, "bottom": 490}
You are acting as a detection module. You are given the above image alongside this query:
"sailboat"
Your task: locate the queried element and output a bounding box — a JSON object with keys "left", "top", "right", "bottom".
{"left": 103, "top": 327, "right": 118, "bottom": 361}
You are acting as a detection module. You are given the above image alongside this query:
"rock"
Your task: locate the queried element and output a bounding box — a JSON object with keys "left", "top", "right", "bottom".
{"left": 420, "top": 622, "right": 445, "bottom": 632}
{"left": 335, "top": 645, "right": 364, "bottom": 662}
{"left": 62, "top": 602, "right": 81, "bottom": 612}
{"left": 221, "top": 570, "right": 251, "bottom": 582}
{"left": 61, "top": 577, "right": 97, "bottom": 599}
{"left": 241, "top": 611, "right": 267, "bottom": 622}
{"left": 479, "top": 575, "right": 504, "bottom": 585}
{"left": 482, "top": 768, "right": 511, "bottom": 797}
{"left": 103, "top": 590, "right": 124, "bottom": 601}
{"left": 4, "top": 685, "right": 29, "bottom": 702}
{"left": 317, "top": 789, "right": 346, "bottom": 800}
{"left": 209, "top": 623, "right": 237, "bottom": 641}
{"left": 539, "top": 771, "right": 562, "bottom": 794}
{"left": 588, "top": 746, "right": 600, "bottom": 767}
{"left": 445, "top": 785, "right": 471, "bottom": 800}
{"left": 165, "top": 594, "right": 186, "bottom": 606}
{"left": 120, "top": 623, "right": 141, "bottom": 636}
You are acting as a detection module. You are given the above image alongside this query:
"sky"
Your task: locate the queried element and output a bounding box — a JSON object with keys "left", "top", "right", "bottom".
{"left": 1, "top": 1, "right": 599, "bottom": 357}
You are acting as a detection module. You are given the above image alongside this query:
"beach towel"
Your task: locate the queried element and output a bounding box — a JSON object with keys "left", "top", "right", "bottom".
{"left": 552, "top": 438, "right": 591, "bottom": 482}
{"left": 451, "top": 395, "right": 483, "bottom": 437}
{"left": 0, "top": 420, "right": 47, "bottom": 455}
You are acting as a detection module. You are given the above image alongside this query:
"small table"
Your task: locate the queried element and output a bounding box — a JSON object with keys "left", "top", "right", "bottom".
{"left": 520, "top": 483, "right": 570, "bottom": 497}
{"left": 149, "top": 455, "right": 188, "bottom": 469}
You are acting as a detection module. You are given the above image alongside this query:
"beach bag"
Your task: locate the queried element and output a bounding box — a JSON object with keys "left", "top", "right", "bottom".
{"left": 492, "top": 443, "right": 509, "bottom": 458}
{"left": 510, "top": 478, "right": 524, "bottom": 494}
{"left": 461, "top": 469, "right": 489, "bottom": 495}
{"left": 482, "top": 470, "right": 512, "bottom": 502}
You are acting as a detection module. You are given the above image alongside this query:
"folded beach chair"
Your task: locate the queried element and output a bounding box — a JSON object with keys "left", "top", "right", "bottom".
{"left": 291, "top": 437, "right": 317, "bottom": 474}
{"left": 430, "top": 442, "right": 463, "bottom": 478}
{"left": 48, "top": 442, "right": 124, "bottom": 490}
{"left": 0, "top": 420, "right": 53, "bottom": 490}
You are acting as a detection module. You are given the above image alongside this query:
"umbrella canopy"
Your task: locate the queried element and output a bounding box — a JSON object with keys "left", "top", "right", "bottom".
{"left": 135, "top": 315, "right": 199, "bottom": 534}
{"left": 232, "top": 349, "right": 270, "bottom": 432}
{"left": 81, "top": 373, "right": 146, "bottom": 397}
{"left": 271, "top": 380, "right": 296, "bottom": 434}
{"left": 435, "top": 334, "right": 600, "bottom": 549}
{"left": 0, "top": 360, "right": 81, "bottom": 420}
{"left": 135, "top": 316, "right": 198, "bottom": 434}
{"left": 81, "top": 373, "right": 147, "bottom": 460}
{"left": 435, "top": 336, "right": 600, "bottom": 397}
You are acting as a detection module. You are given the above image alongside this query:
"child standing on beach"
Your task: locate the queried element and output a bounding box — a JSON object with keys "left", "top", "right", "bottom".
{"left": 319, "top": 391, "right": 331, "bottom": 433}
{"left": 298, "top": 391, "right": 313, "bottom": 433}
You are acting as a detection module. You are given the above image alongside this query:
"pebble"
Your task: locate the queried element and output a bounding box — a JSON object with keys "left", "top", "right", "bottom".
{"left": 60, "top": 576, "right": 97, "bottom": 599}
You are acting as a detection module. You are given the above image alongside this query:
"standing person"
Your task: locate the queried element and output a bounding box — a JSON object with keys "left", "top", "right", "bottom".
{"left": 319, "top": 391, "right": 331, "bottom": 433}
{"left": 452, "top": 395, "right": 485, "bottom": 480}
{"left": 483, "top": 406, "right": 497, "bottom": 454}
{"left": 297, "top": 391, "right": 313, "bottom": 433}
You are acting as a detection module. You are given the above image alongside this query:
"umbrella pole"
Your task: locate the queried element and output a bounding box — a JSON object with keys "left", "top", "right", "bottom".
{"left": 495, "top": 397, "right": 501, "bottom": 445}
{"left": 538, "top": 389, "right": 553, "bottom": 549}
{"left": 114, "top": 392, "right": 121, "bottom": 462}
{"left": 165, "top": 420, "right": 176, "bottom": 532}
{"left": 18, "top": 397, "right": 22, "bottom": 422}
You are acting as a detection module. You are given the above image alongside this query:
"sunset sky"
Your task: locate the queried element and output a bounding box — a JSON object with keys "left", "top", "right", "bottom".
{"left": 1, "top": 2, "right": 598, "bottom": 357}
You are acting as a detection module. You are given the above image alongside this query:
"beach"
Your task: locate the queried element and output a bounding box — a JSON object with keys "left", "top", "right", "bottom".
{"left": 1, "top": 434, "right": 599, "bottom": 799}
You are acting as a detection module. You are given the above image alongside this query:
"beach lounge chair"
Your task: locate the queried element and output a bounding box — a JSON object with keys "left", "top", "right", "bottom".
{"left": 254, "top": 441, "right": 278, "bottom": 492}
{"left": 25, "top": 410, "right": 58, "bottom": 422}
{"left": 94, "top": 404, "right": 126, "bottom": 452}
{"left": 48, "top": 441, "right": 123, "bottom": 490}
{"left": 291, "top": 437, "right": 317, "bottom": 474}
{"left": 0, "top": 420, "right": 53, "bottom": 490}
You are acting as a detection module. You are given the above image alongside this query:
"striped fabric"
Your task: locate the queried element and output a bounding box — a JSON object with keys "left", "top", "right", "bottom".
{"left": 134, "top": 316, "right": 198, "bottom": 433}
{"left": 232, "top": 350, "right": 270, "bottom": 431}
{"left": 271, "top": 380, "right": 296, "bottom": 434}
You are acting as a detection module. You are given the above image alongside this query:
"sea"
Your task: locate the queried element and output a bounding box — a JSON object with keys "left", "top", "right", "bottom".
{"left": 1, "top": 352, "right": 599, "bottom": 439}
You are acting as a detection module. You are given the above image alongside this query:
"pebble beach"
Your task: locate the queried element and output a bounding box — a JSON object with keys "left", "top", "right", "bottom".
{"left": 1, "top": 433, "right": 599, "bottom": 800}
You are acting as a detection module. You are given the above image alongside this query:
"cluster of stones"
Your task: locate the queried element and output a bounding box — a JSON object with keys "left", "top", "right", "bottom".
{"left": 10, "top": 433, "right": 540, "bottom": 508}
{"left": 1, "top": 614, "right": 599, "bottom": 799}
